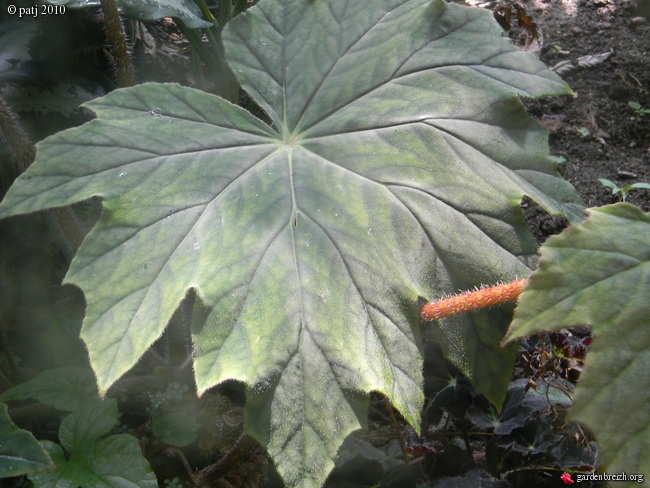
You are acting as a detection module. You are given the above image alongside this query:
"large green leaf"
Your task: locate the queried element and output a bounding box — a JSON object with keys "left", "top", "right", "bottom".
{"left": 0, "top": 403, "right": 52, "bottom": 478}
{"left": 0, "top": 0, "right": 585, "bottom": 485}
{"left": 505, "top": 203, "right": 650, "bottom": 486}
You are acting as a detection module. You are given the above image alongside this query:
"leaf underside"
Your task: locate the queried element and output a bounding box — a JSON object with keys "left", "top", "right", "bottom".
{"left": 0, "top": 0, "right": 584, "bottom": 486}
{"left": 505, "top": 203, "right": 650, "bottom": 485}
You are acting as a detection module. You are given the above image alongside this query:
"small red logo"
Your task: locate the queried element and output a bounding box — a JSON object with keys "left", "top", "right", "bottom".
{"left": 561, "top": 472, "right": 574, "bottom": 484}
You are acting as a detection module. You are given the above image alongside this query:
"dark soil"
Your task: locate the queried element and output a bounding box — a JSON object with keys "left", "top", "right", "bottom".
{"left": 512, "top": 0, "right": 650, "bottom": 240}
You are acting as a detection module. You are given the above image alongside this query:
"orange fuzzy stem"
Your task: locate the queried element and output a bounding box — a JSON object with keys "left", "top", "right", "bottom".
{"left": 421, "top": 279, "right": 528, "bottom": 321}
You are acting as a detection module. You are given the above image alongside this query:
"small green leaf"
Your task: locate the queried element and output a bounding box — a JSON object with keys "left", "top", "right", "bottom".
{"left": 628, "top": 101, "right": 642, "bottom": 110}
{"left": 76, "top": 435, "right": 158, "bottom": 488}
{"left": 2, "top": 369, "right": 153, "bottom": 487}
{"left": 505, "top": 203, "right": 650, "bottom": 484}
{"left": 629, "top": 182, "right": 650, "bottom": 191}
{"left": 549, "top": 155, "right": 567, "bottom": 165}
{"left": 59, "top": 399, "right": 119, "bottom": 452}
{"left": 0, "top": 403, "right": 52, "bottom": 477}
{"left": 597, "top": 178, "right": 618, "bottom": 192}
{"left": 30, "top": 436, "right": 158, "bottom": 488}
{"left": 28, "top": 400, "right": 153, "bottom": 488}
{"left": 0, "top": 367, "right": 99, "bottom": 412}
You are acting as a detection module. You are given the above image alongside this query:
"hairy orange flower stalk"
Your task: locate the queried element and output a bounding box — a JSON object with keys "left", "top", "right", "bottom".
{"left": 421, "top": 279, "right": 528, "bottom": 321}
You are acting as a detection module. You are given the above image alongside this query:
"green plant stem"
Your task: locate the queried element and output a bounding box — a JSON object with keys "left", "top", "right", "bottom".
{"left": 202, "top": 23, "right": 239, "bottom": 102}
{"left": 99, "top": 0, "right": 135, "bottom": 87}
{"left": 219, "top": 0, "right": 232, "bottom": 25}
{"left": 176, "top": 21, "right": 223, "bottom": 86}
{"left": 190, "top": 0, "right": 239, "bottom": 100}
{"left": 194, "top": 0, "right": 217, "bottom": 25}
{"left": 191, "top": 49, "right": 207, "bottom": 91}
{"left": 176, "top": 20, "right": 239, "bottom": 102}
{"left": 233, "top": 0, "right": 248, "bottom": 16}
